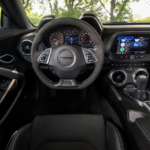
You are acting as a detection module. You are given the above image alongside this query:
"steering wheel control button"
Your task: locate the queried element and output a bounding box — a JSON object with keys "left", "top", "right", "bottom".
{"left": 58, "top": 50, "right": 76, "bottom": 67}
{"left": 82, "top": 48, "right": 97, "bottom": 64}
{"left": 39, "top": 55, "right": 47, "bottom": 62}
{"left": 37, "top": 48, "right": 52, "bottom": 64}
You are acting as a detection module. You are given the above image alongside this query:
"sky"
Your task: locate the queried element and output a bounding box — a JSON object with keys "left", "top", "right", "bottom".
{"left": 32, "top": 0, "right": 150, "bottom": 20}
{"left": 129, "top": 0, "right": 150, "bottom": 19}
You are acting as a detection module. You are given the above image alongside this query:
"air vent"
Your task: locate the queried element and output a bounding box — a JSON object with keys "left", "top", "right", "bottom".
{"left": 133, "top": 68, "right": 149, "bottom": 84}
{"left": 110, "top": 70, "right": 127, "bottom": 85}
{"left": 20, "top": 40, "right": 32, "bottom": 55}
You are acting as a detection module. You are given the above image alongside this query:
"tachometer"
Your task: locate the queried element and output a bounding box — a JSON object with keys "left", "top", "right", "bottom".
{"left": 50, "top": 32, "right": 64, "bottom": 46}
{"left": 80, "top": 32, "right": 93, "bottom": 46}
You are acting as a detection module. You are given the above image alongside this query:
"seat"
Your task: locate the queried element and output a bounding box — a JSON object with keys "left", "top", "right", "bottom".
{"left": 6, "top": 115, "right": 128, "bottom": 150}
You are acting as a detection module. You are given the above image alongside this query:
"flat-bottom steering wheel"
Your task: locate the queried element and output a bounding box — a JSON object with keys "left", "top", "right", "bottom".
{"left": 31, "top": 18, "right": 104, "bottom": 89}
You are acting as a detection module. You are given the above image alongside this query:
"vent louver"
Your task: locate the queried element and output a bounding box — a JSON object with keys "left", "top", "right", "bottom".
{"left": 110, "top": 70, "right": 127, "bottom": 85}
{"left": 20, "top": 40, "right": 32, "bottom": 55}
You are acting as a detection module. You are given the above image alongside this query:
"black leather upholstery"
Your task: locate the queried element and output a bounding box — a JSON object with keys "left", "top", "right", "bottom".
{"left": 133, "top": 118, "right": 150, "bottom": 150}
{"left": 6, "top": 115, "right": 127, "bottom": 150}
{"left": 106, "top": 121, "right": 128, "bottom": 150}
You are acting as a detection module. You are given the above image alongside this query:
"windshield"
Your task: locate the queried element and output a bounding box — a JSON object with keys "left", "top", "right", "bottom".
{"left": 22, "top": 0, "right": 150, "bottom": 26}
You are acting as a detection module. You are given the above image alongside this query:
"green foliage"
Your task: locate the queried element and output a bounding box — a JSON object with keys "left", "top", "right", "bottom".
{"left": 22, "top": 0, "right": 32, "bottom": 11}
{"left": 99, "top": 0, "right": 139, "bottom": 22}
{"left": 21, "top": 0, "right": 150, "bottom": 26}
{"left": 133, "top": 17, "right": 150, "bottom": 22}
{"left": 26, "top": 11, "right": 42, "bottom": 26}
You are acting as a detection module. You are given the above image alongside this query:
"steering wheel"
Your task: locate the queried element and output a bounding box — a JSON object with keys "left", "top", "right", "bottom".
{"left": 31, "top": 18, "right": 104, "bottom": 89}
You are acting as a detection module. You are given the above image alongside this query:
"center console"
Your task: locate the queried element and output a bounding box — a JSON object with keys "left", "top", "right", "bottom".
{"left": 106, "top": 31, "right": 150, "bottom": 111}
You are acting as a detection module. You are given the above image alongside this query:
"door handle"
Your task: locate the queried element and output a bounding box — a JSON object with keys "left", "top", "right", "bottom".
{"left": 0, "top": 54, "right": 15, "bottom": 64}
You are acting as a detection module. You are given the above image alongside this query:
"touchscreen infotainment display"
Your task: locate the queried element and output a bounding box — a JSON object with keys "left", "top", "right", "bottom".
{"left": 65, "top": 36, "right": 78, "bottom": 44}
{"left": 112, "top": 35, "right": 150, "bottom": 55}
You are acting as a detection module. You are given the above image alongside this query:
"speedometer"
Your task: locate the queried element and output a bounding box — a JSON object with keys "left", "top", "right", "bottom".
{"left": 50, "top": 32, "right": 64, "bottom": 46}
{"left": 80, "top": 32, "right": 93, "bottom": 46}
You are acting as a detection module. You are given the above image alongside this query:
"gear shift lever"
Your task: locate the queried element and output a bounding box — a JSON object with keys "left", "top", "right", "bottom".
{"left": 124, "top": 74, "right": 149, "bottom": 101}
{"left": 136, "top": 75, "right": 148, "bottom": 101}
{"left": 137, "top": 75, "right": 148, "bottom": 91}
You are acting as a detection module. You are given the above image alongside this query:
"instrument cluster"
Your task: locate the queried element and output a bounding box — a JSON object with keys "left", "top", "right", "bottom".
{"left": 49, "top": 28, "right": 94, "bottom": 47}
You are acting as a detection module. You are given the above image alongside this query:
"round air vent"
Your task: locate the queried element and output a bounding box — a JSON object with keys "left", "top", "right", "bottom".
{"left": 20, "top": 40, "right": 32, "bottom": 55}
{"left": 110, "top": 70, "right": 127, "bottom": 85}
{"left": 133, "top": 68, "right": 149, "bottom": 84}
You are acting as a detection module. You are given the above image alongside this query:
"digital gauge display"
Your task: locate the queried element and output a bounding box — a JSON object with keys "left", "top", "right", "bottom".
{"left": 65, "top": 36, "right": 78, "bottom": 44}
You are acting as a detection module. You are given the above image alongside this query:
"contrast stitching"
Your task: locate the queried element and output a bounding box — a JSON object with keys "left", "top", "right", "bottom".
{"left": 107, "top": 122, "right": 124, "bottom": 150}
{"left": 5, "top": 131, "right": 18, "bottom": 150}
{"left": 135, "top": 121, "right": 150, "bottom": 142}
{"left": 8, "top": 123, "right": 31, "bottom": 150}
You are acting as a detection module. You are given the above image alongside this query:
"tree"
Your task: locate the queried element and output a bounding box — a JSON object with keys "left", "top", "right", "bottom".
{"left": 22, "top": 0, "right": 32, "bottom": 10}
{"left": 59, "top": 0, "right": 99, "bottom": 18}
{"left": 99, "top": 0, "right": 140, "bottom": 22}
{"left": 47, "top": 0, "right": 59, "bottom": 16}
{"left": 53, "top": 0, "right": 59, "bottom": 16}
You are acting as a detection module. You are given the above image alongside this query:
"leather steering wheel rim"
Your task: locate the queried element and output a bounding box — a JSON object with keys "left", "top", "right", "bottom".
{"left": 31, "top": 18, "right": 104, "bottom": 89}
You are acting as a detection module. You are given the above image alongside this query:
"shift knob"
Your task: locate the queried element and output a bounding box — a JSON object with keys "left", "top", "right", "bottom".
{"left": 137, "top": 75, "right": 148, "bottom": 91}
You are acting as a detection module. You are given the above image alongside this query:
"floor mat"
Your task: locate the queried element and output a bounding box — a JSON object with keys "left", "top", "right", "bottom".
{"left": 43, "top": 89, "right": 92, "bottom": 115}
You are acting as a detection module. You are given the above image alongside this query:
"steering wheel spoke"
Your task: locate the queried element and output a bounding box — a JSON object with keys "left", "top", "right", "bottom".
{"left": 54, "top": 79, "right": 78, "bottom": 87}
{"left": 37, "top": 48, "right": 52, "bottom": 64}
{"left": 81, "top": 47, "right": 98, "bottom": 64}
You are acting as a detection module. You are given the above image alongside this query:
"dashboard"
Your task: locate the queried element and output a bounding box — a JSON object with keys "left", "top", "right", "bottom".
{"left": 48, "top": 27, "right": 94, "bottom": 48}
{"left": 17, "top": 14, "right": 150, "bottom": 69}
{"left": 16, "top": 15, "right": 150, "bottom": 87}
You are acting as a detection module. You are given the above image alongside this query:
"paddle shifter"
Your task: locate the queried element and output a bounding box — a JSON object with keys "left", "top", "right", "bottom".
{"left": 131, "top": 75, "right": 148, "bottom": 101}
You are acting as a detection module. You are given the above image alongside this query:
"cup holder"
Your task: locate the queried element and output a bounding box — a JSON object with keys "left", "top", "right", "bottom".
{"left": 0, "top": 54, "right": 15, "bottom": 64}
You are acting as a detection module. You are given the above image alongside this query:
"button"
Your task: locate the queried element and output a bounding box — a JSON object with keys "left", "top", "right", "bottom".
{"left": 130, "top": 55, "right": 135, "bottom": 59}
{"left": 126, "top": 67, "right": 133, "bottom": 73}
{"left": 126, "top": 67, "right": 130, "bottom": 72}
{"left": 129, "top": 67, "right": 133, "bottom": 72}
{"left": 125, "top": 84, "right": 135, "bottom": 89}
{"left": 140, "top": 55, "right": 145, "bottom": 58}
{"left": 83, "top": 49, "right": 97, "bottom": 63}
{"left": 39, "top": 54, "right": 47, "bottom": 63}
{"left": 87, "top": 56, "right": 92, "bottom": 60}
{"left": 118, "top": 56, "right": 123, "bottom": 59}
{"left": 135, "top": 55, "right": 139, "bottom": 58}
{"left": 114, "top": 64, "right": 119, "bottom": 67}
{"left": 41, "top": 55, "right": 46, "bottom": 60}
{"left": 88, "top": 59, "right": 95, "bottom": 62}
{"left": 85, "top": 51, "right": 91, "bottom": 55}
{"left": 124, "top": 55, "right": 129, "bottom": 59}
